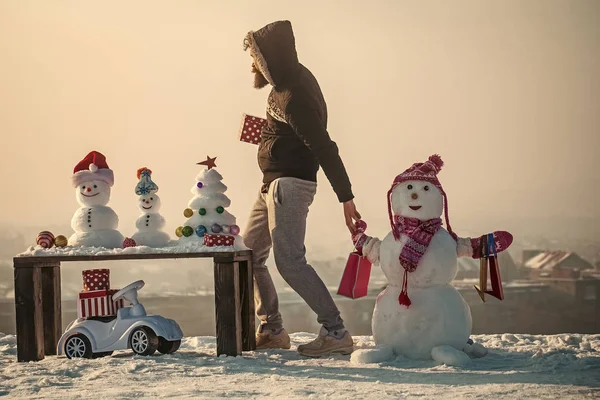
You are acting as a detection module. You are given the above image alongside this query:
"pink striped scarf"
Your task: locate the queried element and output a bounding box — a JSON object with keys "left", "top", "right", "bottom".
{"left": 393, "top": 215, "right": 443, "bottom": 307}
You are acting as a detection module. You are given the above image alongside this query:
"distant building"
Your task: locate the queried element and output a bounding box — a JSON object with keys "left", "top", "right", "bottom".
{"left": 523, "top": 251, "right": 596, "bottom": 279}
{"left": 521, "top": 249, "right": 545, "bottom": 264}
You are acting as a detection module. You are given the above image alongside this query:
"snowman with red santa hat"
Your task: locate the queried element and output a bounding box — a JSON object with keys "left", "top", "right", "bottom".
{"left": 351, "top": 155, "right": 513, "bottom": 366}
{"left": 69, "top": 151, "right": 125, "bottom": 249}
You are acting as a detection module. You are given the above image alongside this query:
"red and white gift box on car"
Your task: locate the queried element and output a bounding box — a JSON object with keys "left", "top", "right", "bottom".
{"left": 82, "top": 269, "right": 110, "bottom": 291}
{"left": 77, "top": 289, "right": 126, "bottom": 319}
{"left": 204, "top": 234, "right": 235, "bottom": 247}
{"left": 239, "top": 114, "right": 267, "bottom": 145}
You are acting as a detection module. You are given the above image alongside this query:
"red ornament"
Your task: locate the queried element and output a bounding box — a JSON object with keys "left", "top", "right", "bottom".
{"left": 123, "top": 237, "right": 137, "bottom": 248}
{"left": 197, "top": 156, "right": 217, "bottom": 170}
{"left": 229, "top": 225, "right": 240, "bottom": 236}
{"left": 36, "top": 231, "right": 55, "bottom": 249}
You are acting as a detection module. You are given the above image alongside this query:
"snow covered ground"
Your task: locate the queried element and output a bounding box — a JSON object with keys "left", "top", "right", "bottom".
{"left": 0, "top": 332, "right": 598, "bottom": 399}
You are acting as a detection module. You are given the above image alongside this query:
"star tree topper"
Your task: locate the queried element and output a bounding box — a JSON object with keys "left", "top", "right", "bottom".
{"left": 197, "top": 156, "right": 217, "bottom": 170}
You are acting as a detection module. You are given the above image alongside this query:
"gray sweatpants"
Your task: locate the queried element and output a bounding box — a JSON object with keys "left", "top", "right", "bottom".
{"left": 243, "top": 177, "right": 345, "bottom": 332}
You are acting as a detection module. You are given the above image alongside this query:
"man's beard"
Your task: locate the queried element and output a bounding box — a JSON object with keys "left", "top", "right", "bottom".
{"left": 253, "top": 67, "right": 269, "bottom": 89}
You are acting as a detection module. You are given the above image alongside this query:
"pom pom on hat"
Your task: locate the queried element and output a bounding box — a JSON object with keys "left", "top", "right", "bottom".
{"left": 428, "top": 154, "right": 443, "bottom": 171}
{"left": 137, "top": 167, "right": 152, "bottom": 180}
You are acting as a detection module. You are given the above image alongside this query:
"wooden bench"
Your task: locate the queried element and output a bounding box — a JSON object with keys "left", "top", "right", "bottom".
{"left": 13, "top": 251, "right": 255, "bottom": 362}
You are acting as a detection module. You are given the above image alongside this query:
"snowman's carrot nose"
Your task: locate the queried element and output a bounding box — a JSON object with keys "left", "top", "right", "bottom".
{"left": 411, "top": 193, "right": 418, "bottom": 200}
{"left": 86, "top": 187, "right": 92, "bottom": 192}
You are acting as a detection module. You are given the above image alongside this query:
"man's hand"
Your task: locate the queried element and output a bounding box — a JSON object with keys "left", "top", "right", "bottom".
{"left": 343, "top": 200, "right": 362, "bottom": 234}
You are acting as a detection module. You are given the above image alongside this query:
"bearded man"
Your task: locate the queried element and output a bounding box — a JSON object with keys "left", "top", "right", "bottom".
{"left": 242, "top": 20, "right": 361, "bottom": 357}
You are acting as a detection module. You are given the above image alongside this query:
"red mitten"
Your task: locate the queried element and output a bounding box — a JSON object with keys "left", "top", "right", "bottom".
{"left": 471, "top": 231, "right": 513, "bottom": 259}
{"left": 351, "top": 220, "right": 368, "bottom": 254}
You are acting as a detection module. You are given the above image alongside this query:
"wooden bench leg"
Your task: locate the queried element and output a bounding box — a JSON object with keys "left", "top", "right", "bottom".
{"left": 238, "top": 258, "right": 256, "bottom": 351}
{"left": 41, "top": 264, "right": 61, "bottom": 356}
{"left": 214, "top": 259, "right": 242, "bottom": 357}
{"left": 14, "top": 264, "right": 45, "bottom": 362}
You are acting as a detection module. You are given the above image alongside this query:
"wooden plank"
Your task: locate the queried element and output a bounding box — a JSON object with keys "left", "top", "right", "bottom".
{"left": 13, "top": 250, "right": 252, "bottom": 265}
{"left": 238, "top": 258, "right": 256, "bottom": 351}
{"left": 214, "top": 260, "right": 242, "bottom": 357}
{"left": 41, "top": 265, "right": 62, "bottom": 356}
{"left": 14, "top": 265, "right": 45, "bottom": 362}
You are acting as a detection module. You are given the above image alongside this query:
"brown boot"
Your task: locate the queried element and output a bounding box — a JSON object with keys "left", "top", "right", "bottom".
{"left": 256, "top": 328, "right": 291, "bottom": 350}
{"left": 297, "top": 328, "right": 354, "bottom": 357}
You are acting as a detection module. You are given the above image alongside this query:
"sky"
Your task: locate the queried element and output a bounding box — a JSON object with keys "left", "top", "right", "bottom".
{"left": 1, "top": 0, "right": 599, "bottom": 255}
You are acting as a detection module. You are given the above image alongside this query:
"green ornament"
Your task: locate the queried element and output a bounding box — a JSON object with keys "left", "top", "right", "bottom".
{"left": 199, "top": 208, "right": 207, "bottom": 216}
{"left": 182, "top": 226, "right": 194, "bottom": 237}
{"left": 216, "top": 206, "right": 224, "bottom": 214}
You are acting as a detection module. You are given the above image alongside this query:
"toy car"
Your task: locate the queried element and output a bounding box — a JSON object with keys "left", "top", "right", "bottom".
{"left": 57, "top": 280, "right": 184, "bottom": 359}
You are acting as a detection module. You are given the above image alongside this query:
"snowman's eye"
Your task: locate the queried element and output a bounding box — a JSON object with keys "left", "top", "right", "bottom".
{"left": 93, "top": 185, "right": 97, "bottom": 189}
{"left": 407, "top": 184, "right": 413, "bottom": 190}
{"left": 82, "top": 186, "right": 86, "bottom": 189}
{"left": 424, "top": 185, "right": 429, "bottom": 191}
{"left": 150, "top": 197, "right": 154, "bottom": 200}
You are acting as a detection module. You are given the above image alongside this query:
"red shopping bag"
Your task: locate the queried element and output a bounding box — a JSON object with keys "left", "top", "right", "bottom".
{"left": 337, "top": 251, "right": 372, "bottom": 299}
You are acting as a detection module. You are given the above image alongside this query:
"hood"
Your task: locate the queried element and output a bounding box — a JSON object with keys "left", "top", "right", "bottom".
{"left": 243, "top": 20, "right": 300, "bottom": 87}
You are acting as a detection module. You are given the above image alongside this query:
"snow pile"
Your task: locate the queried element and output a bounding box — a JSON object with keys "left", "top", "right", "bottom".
{"left": 17, "top": 238, "right": 248, "bottom": 258}
{"left": 1, "top": 332, "right": 598, "bottom": 399}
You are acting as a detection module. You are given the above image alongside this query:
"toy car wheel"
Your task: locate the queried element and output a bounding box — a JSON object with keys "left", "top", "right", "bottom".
{"left": 158, "top": 338, "right": 181, "bottom": 354}
{"left": 64, "top": 334, "right": 93, "bottom": 359}
{"left": 130, "top": 326, "right": 158, "bottom": 356}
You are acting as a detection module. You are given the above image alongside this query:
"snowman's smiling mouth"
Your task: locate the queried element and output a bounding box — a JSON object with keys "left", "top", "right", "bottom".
{"left": 409, "top": 205, "right": 422, "bottom": 210}
{"left": 82, "top": 193, "right": 99, "bottom": 197}
{"left": 142, "top": 205, "right": 153, "bottom": 210}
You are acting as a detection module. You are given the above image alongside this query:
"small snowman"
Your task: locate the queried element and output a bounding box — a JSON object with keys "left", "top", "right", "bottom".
{"left": 69, "top": 151, "right": 125, "bottom": 248}
{"left": 131, "top": 168, "right": 170, "bottom": 247}
{"left": 351, "top": 155, "right": 513, "bottom": 366}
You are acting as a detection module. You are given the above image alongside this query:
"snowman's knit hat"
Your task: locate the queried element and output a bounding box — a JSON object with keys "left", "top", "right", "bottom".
{"left": 72, "top": 151, "right": 114, "bottom": 188}
{"left": 135, "top": 167, "right": 159, "bottom": 195}
{"left": 386, "top": 154, "right": 457, "bottom": 241}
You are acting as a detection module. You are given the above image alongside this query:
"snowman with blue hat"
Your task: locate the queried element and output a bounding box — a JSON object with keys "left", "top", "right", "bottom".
{"left": 131, "top": 168, "right": 171, "bottom": 247}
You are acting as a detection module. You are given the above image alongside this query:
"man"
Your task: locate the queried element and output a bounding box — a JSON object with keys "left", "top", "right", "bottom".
{"left": 242, "top": 20, "right": 361, "bottom": 357}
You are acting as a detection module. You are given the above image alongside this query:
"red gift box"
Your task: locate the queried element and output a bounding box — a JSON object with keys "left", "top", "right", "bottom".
{"left": 204, "top": 234, "right": 235, "bottom": 247}
{"left": 239, "top": 114, "right": 267, "bottom": 145}
{"left": 82, "top": 269, "right": 110, "bottom": 291}
{"left": 337, "top": 251, "right": 372, "bottom": 299}
{"left": 77, "top": 289, "right": 126, "bottom": 319}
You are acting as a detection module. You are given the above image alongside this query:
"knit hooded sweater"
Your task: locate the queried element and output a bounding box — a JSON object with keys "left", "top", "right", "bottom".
{"left": 244, "top": 20, "right": 354, "bottom": 203}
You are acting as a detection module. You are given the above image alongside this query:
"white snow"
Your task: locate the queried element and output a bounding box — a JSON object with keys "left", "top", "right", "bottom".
{"left": 17, "top": 238, "right": 248, "bottom": 258}
{"left": 0, "top": 332, "right": 598, "bottom": 399}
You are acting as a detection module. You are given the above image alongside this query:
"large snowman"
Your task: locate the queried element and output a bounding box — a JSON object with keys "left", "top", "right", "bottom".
{"left": 131, "top": 168, "right": 170, "bottom": 247}
{"left": 352, "top": 155, "right": 513, "bottom": 366}
{"left": 69, "top": 151, "right": 125, "bottom": 248}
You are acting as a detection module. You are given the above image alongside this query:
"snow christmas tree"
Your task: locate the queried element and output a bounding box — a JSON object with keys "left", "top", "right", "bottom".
{"left": 176, "top": 157, "right": 244, "bottom": 249}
